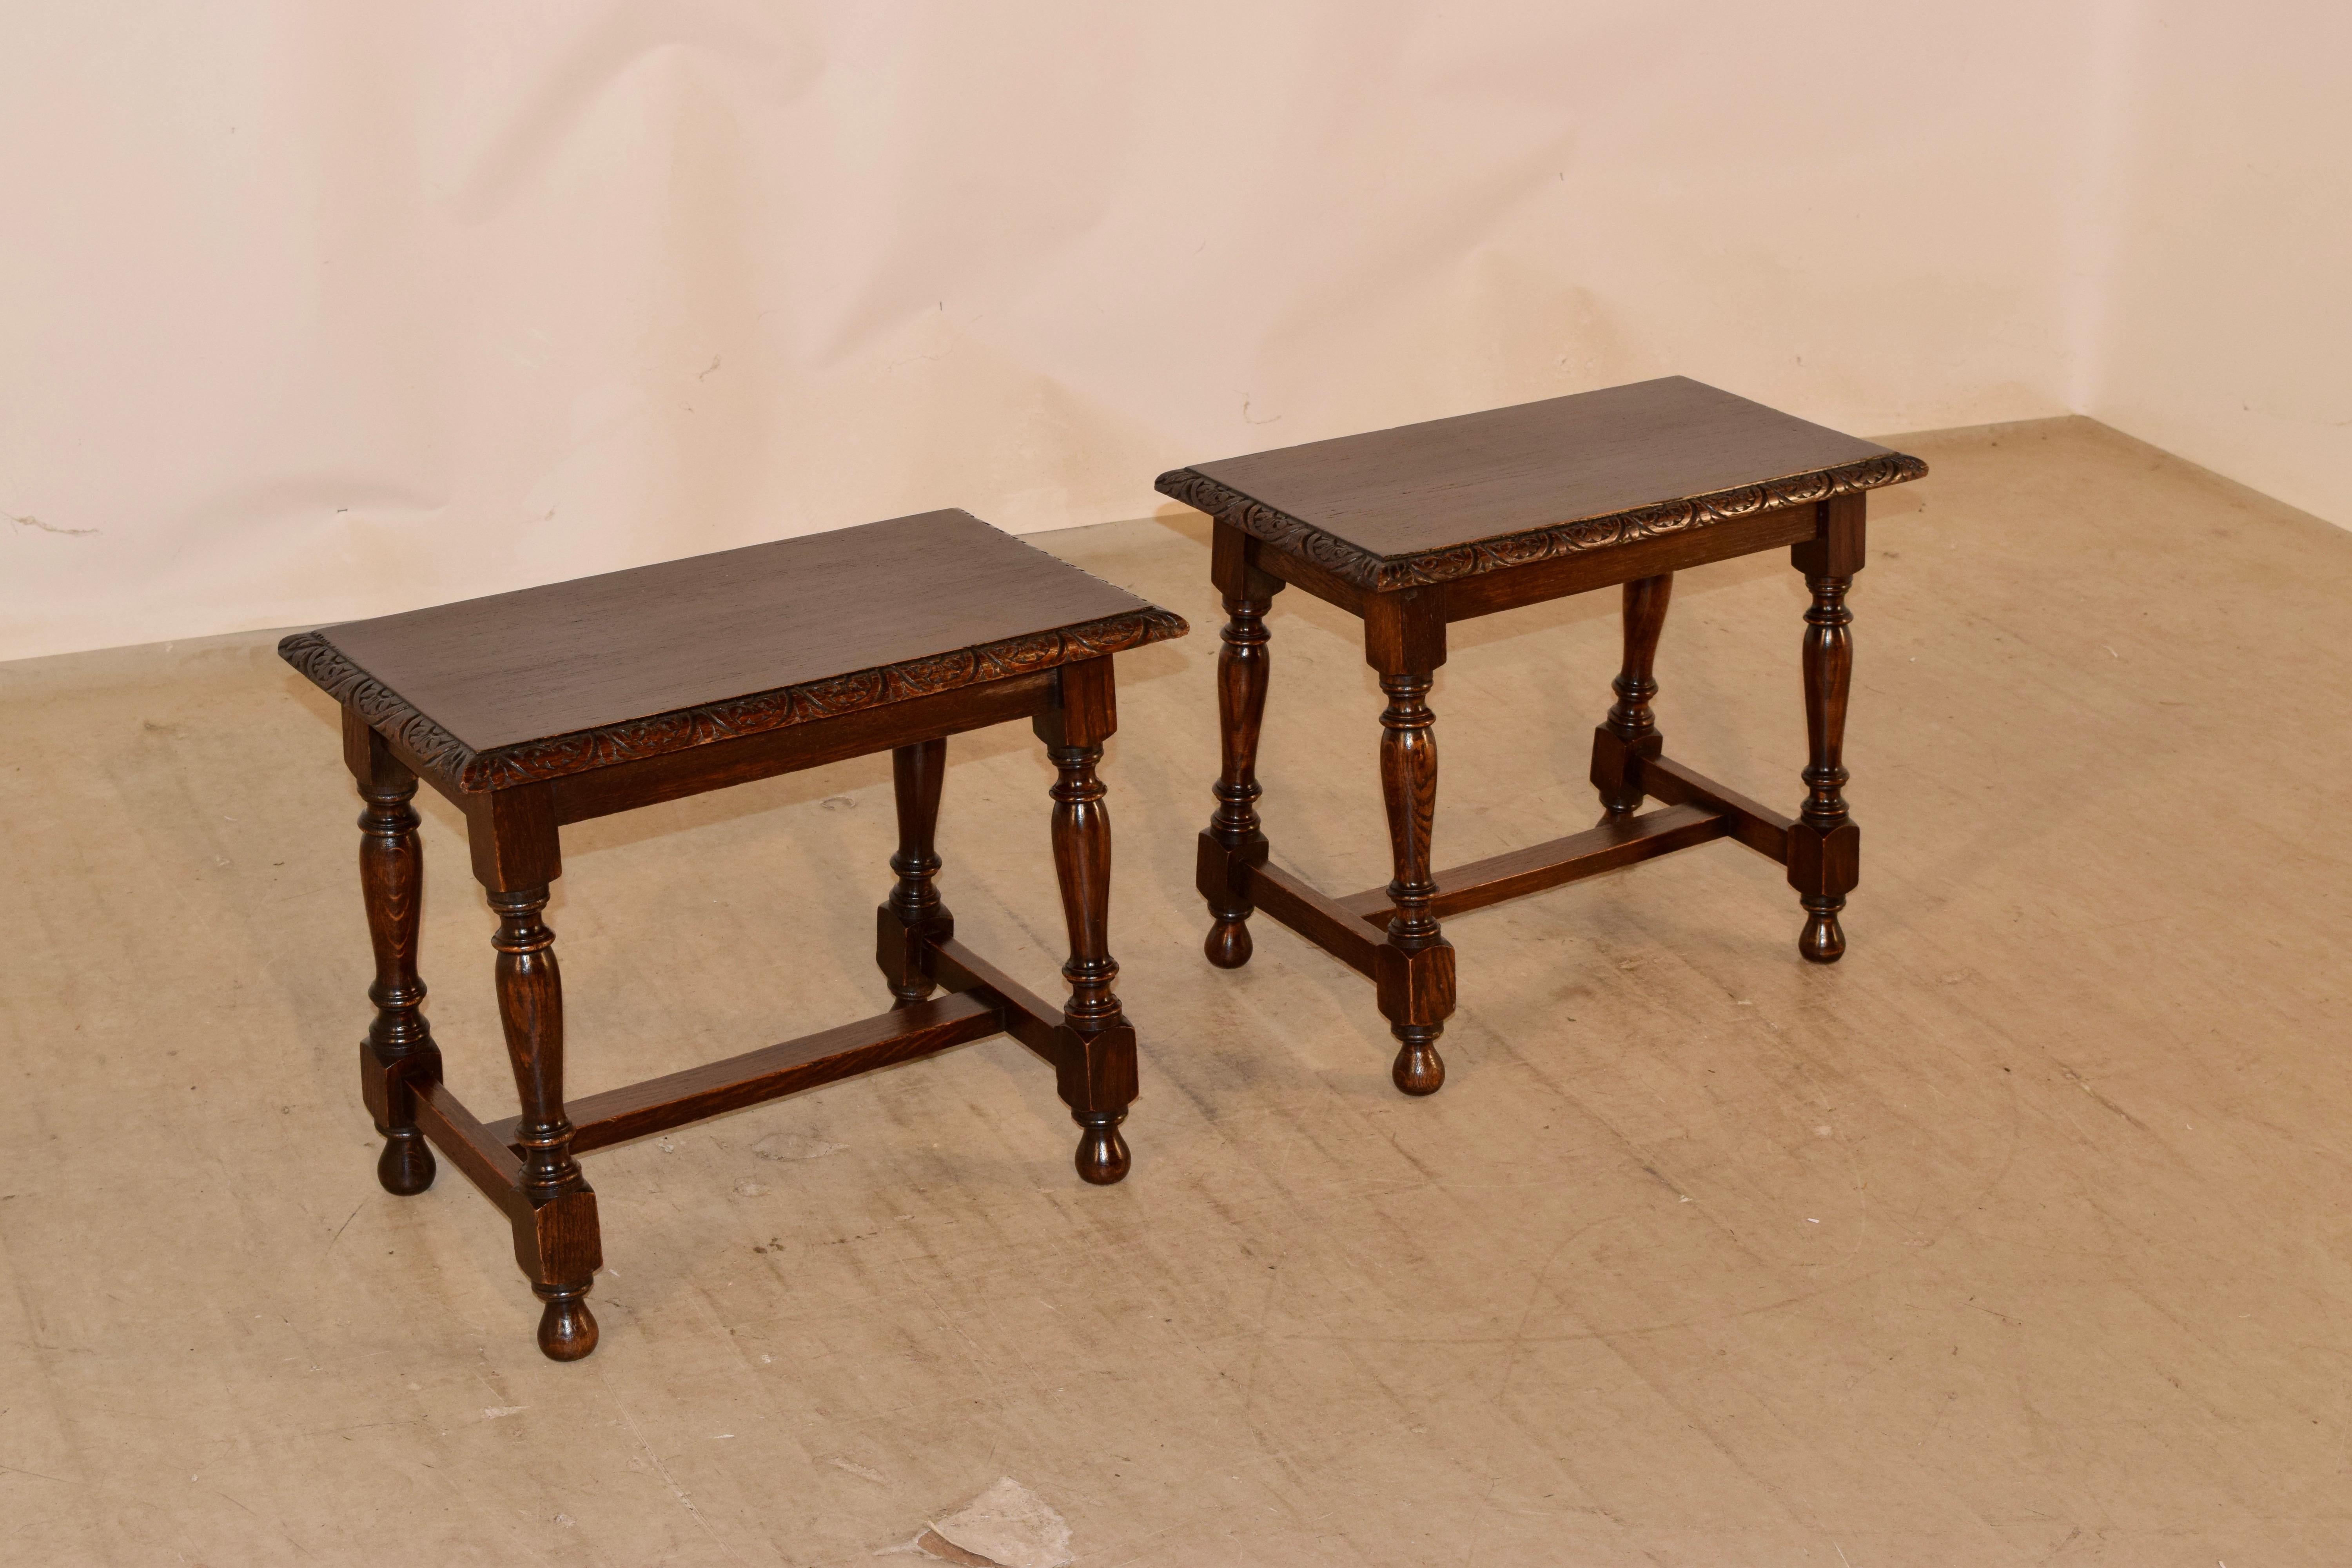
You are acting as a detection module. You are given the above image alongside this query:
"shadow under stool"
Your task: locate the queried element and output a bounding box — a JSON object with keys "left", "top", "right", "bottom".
{"left": 1159, "top": 376, "right": 1927, "bottom": 1096}
{"left": 281, "top": 510, "right": 1186, "bottom": 1360}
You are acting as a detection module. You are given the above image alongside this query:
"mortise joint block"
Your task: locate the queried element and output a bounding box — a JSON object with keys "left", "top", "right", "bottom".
{"left": 1785, "top": 820, "right": 1860, "bottom": 899}
{"left": 1053, "top": 1020, "right": 1138, "bottom": 1115}
{"left": 1589, "top": 725, "right": 1663, "bottom": 812}
{"left": 511, "top": 1188, "right": 603, "bottom": 1286}
{"left": 1374, "top": 940, "right": 1456, "bottom": 1028}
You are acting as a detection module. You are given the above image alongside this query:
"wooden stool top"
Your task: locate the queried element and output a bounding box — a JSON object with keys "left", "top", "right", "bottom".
{"left": 282, "top": 509, "right": 1184, "bottom": 792}
{"left": 1158, "top": 376, "right": 1926, "bottom": 592}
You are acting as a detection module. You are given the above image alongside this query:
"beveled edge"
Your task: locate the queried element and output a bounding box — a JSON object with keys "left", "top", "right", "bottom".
{"left": 280, "top": 605, "right": 1188, "bottom": 793}
{"left": 1155, "top": 451, "right": 1929, "bottom": 591}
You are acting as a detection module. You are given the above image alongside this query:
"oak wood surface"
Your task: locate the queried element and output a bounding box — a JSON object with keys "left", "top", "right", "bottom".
{"left": 1437, "top": 501, "right": 1822, "bottom": 621}
{"left": 1592, "top": 575, "right": 1673, "bottom": 817}
{"left": 411, "top": 1078, "right": 526, "bottom": 1221}
{"left": 1202, "top": 523, "right": 1281, "bottom": 969}
{"left": 1242, "top": 862, "right": 1385, "bottom": 978}
{"left": 1639, "top": 755, "right": 1795, "bottom": 860}
{"left": 484, "top": 993, "right": 1003, "bottom": 1156}
{"left": 1237, "top": 528, "right": 1368, "bottom": 617}
{"left": 879, "top": 738, "right": 953, "bottom": 1007}
{"left": 1339, "top": 803, "right": 1730, "bottom": 925}
{"left": 348, "top": 713, "right": 443, "bottom": 1197}
{"left": 1178, "top": 381, "right": 1920, "bottom": 1096}
{"left": 1160, "top": 377, "right": 1924, "bottom": 590}
{"left": 301, "top": 513, "right": 1177, "bottom": 1360}
{"left": 927, "top": 937, "right": 1067, "bottom": 1063}
{"left": 543, "top": 670, "right": 1056, "bottom": 826}
{"left": 282, "top": 510, "right": 1182, "bottom": 789}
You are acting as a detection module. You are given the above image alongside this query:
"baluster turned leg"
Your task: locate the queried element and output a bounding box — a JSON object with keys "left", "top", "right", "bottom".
{"left": 1039, "top": 659, "right": 1137, "bottom": 1184}
{"left": 1200, "top": 523, "right": 1285, "bottom": 968}
{"left": 350, "top": 716, "right": 441, "bottom": 1196}
{"left": 1376, "top": 671, "right": 1454, "bottom": 1096}
{"left": 1591, "top": 573, "right": 1673, "bottom": 818}
{"left": 1789, "top": 494, "right": 1865, "bottom": 963}
{"left": 484, "top": 861, "right": 602, "bottom": 1359}
{"left": 877, "top": 738, "right": 953, "bottom": 1006}
{"left": 1792, "top": 575, "right": 1856, "bottom": 960}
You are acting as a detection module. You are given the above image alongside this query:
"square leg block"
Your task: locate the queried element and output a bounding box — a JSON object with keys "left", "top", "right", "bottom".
{"left": 1375, "top": 939, "right": 1457, "bottom": 1029}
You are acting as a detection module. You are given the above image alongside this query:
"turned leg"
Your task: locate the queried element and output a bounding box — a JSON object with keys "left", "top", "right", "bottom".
{"left": 1199, "top": 523, "right": 1285, "bottom": 968}
{"left": 1376, "top": 671, "right": 1455, "bottom": 1095}
{"left": 1789, "top": 495, "right": 1864, "bottom": 963}
{"left": 1791, "top": 574, "right": 1857, "bottom": 961}
{"left": 876, "top": 737, "right": 953, "bottom": 1006}
{"left": 1038, "top": 659, "right": 1138, "bottom": 1184}
{"left": 1590, "top": 573, "right": 1673, "bottom": 817}
{"left": 347, "top": 714, "right": 442, "bottom": 1196}
{"left": 489, "top": 883, "right": 602, "bottom": 1359}
{"left": 1201, "top": 590, "right": 1275, "bottom": 967}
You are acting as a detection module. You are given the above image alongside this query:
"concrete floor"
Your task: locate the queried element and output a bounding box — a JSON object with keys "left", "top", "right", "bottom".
{"left": 3, "top": 417, "right": 2349, "bottom": 1566}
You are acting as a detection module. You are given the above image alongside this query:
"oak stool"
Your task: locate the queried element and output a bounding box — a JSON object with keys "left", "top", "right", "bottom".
{"left": 281, "top": 511, "right": 1185, "bottom": 1360}
{"left": 1160, "top": 377, "right": 1926, "bottom": 1095}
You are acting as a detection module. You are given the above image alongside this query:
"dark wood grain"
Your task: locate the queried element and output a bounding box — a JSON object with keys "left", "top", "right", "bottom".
{"left": 485, "top": 994, "right": 1003, "bottom": 1155}
{"left": 1607, "top": 576, "right": 1671, "bottom": 745}
{"left": 411, "top": 1078, "right": 526, "bottom": 1221}
{"left": 346, "top": 712, "right": 444, "bottom": 1198}
{"left": 1242, "top": 862, "right": 1385, "bottom": 978}
{"left": 1203, "top": 521, "right": 1284, "bottom": 969}
{"left": 1374, "top": 667, "right": 1450, "bottom": 1095}
{"left": 461, "top": 782, "right": 561, "bottom": 893}
{"left": 1639, "top": 754, "right": 1794, "bottom": 861}
{"left": 1376, "top": 673, "right": 1442, "bottom": 949}
{"left": 1178, "top": 381, "right": 1915, "bottom": 1092}
{"left": 888, "top": 739, "right": 949, "bottom": 933}
{"left": 1341, "top": 804, "right": 1730, "bottom": 925}
{"left": 1595, "top": 574, "right": 1673, "bottom": 817}
{"left": 1031, "top": 657, "right": 1134, "bottom": 1184}
{"left": 486, "top": 882, "right": 600, "bottom": 1360}
{"left": 1160, "top": 377, "right": 1924, "bottom": 589}
{"left": 878, "top": 737, "right": 953, "bottom": 1008}
{"left": 1439, "top": 501, "right": 1820, "bottom": 622}
{"left": 281, "top": 510, "right": 1183, "bottom": 790}
{"left": 1236, "top": 525, "right": 1369, "bottom": 617}
{"left": 290, "top": 512, "right": 1180, "bottom": 1362}
{"left": 490, "top": 886, "right": 574, "bottom": 1199}
{"left": 1789, "top": 493, "right": 1862, "bottom": 963}
{"left": 1045, "top": 743, "right": 1116, "bottom": 1031}
{"left": 546, "top": 671, "right": 1055, "bottom": 826}
{"left": 927, "top": 938, "right": 1065, "bottom": 1064}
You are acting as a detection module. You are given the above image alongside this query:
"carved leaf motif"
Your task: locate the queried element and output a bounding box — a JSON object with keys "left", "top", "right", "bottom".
{"left": 280, "top": 606, "right": 1187, "bottom": 793}
{"left": 1155, "top": 452, "right": 1929, "bottom": 590}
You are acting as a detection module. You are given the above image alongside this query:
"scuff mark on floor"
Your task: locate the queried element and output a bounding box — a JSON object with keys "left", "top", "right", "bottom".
{"left": 752, "top": 1131, "right": 847, "bottom": 1161}
{"left": 9, "top": 512, "right": 100, "bottom": 537}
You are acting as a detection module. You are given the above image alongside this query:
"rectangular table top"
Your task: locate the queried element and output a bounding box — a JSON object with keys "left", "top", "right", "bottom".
{"left": 1158, "top": 376, "right": 1925, "bottom": 591}
{"left": 281, "top": 510, "right": 1184, "bottom": 791}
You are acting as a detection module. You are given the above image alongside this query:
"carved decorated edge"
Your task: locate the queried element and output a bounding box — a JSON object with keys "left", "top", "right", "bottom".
{"left": 279, "top": 606, "right": 1188, "bottom": 793}
{"left": 1155, "top": 451, "right": 1929, "bottom": 590}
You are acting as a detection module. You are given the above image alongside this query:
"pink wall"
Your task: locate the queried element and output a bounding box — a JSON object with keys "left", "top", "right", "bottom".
{"left": 2078, "top": 0, "right": 2352, "bottom": 530}
{"left": 3, "top": 2, "right": 2332, "bottom": 661}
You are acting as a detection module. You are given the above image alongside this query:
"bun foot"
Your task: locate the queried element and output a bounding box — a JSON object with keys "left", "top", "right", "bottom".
{"left": 1391, "top": 1031, "right": 1446, "bottom": 1097}
{"left": 1204, "top": 918, "right": 1253, "bottom": 970}
{"left": 535, "top": 1285, "right": 599, "bottom": 1361}
{"left": 1798, "top": 902, "right": 1846, "bottom": 964}
{"left": 1073, "top": 1111, "right": 1131, "bottom": 1185}
{"left": 376, "top": 1129, "right": 436, "bottom": 1196}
